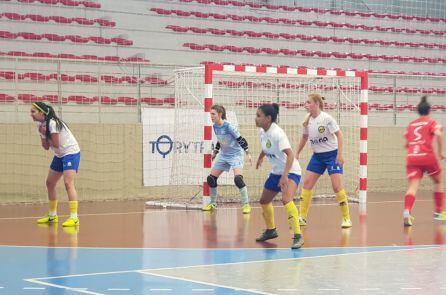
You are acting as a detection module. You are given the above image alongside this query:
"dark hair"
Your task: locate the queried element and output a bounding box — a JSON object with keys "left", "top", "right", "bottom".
{"left": 211, "top": 104, "right": 227, "bottom": 120}
{"left": 417, "top": 96, "right": 431, "bottom": 116}
{"left": 32, "top": 102, "right": 66, "bottom": 139}
{"left": 258, "top": 103, "right": 279, "bottom": 123}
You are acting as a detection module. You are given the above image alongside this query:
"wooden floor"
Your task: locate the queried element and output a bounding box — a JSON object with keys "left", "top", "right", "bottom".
{"left": 0, "top": 192, "right": 444, "bottom": 249}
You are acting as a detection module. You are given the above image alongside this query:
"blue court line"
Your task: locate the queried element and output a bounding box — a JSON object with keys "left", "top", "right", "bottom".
{"left": 0, "top": 245, "right": 439, "bottom": 294}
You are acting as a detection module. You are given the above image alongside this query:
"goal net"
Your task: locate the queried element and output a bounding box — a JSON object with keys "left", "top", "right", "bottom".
{"left": 147, "top": 64, "right": 368, "bottom": 209}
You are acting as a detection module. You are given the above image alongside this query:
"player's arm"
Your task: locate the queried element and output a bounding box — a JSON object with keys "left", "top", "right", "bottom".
{"left": 434, "top": 128, "right": 446, "bottom": 160}
{"left": 296, "top": 133, "right": 308, "bottom": 159}
{"left": 236, "top": 136, "right": 249, "bottom": 154}
{"left": 40, "top": 137, "right": 50, "bottom": 150}
{"left": 256, "top": 150, "right": 265, "bottom": 169}
{"left": 334, "top": 130, "right": 344, "bottom": 165}
{"left": 49, "top": 133, "right": 60, "bottom": 149}
{"left": 212, "top": 141, "right": 220, "bottom": 159}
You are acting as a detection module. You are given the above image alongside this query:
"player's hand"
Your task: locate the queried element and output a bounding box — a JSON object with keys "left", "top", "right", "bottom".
{"left": 279, "top": 175, "right": 288, "bottom": 192}
{"left": 247, "top": 153, "right": 253, "bottom": 167}
{"left": 256, "top": 157, "right": 263, "bottom": 169}
{"left": 336, "top": 154, "right": 344, "bottom": 165}
{"left": 440, "top": 153, "right": 446, "bottom": 161}
{"left": 38, "top": 123, "right": 46, "bottom": 138}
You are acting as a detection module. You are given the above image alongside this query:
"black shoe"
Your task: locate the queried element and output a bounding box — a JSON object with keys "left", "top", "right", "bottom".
{"left": 256, "top": 228, "right": 278, "bottom": 242}
{"left": 291, "top": 234, "right": 304, "bottom": 249}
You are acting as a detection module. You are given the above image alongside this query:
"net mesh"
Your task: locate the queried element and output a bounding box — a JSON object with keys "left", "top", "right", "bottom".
{"left": 161, "top": 67, "right": 362, "bottom": 208}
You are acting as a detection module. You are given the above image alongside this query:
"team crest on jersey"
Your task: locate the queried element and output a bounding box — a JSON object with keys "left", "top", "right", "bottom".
{"left": 318, "top": 126, "right": 325, "bottom": 133}
{"left": 266, "top": 139, "right": 272, "bottom": 148}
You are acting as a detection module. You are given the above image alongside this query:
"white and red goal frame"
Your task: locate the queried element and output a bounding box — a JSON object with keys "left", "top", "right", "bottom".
{"left": 201, "top": 63, "right": 368, "bottom": 205}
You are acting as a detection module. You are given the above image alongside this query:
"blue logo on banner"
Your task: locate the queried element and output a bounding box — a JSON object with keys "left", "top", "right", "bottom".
{"left": 149, "top": 135, "right": 173, "bottom": 158}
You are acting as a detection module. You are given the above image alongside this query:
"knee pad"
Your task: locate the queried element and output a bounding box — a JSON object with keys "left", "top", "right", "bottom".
{"left": 207, "top": 174, "right": 218, "bottom": 188}
{"left": 234, "top": 175, "right": 246, "bottom": 189}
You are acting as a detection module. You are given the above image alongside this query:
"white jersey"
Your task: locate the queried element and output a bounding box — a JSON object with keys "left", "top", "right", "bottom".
{"left": 39, "top": 119, "right": 80, "bottom": 157}
{"left": 260, "top": 123, "right": 301, "bottom": 175}
{"left": 303, "top": 111, "right": 340, "bottom": 153}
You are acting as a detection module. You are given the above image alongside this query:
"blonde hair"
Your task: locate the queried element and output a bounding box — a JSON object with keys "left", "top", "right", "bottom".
{"left": 303, "top": 93, "right": 325, "bottom": 127}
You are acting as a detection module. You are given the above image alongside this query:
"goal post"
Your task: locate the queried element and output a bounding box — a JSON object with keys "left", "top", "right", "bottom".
{"left": 153, "top": 64, "right": 368, "bottom": 209}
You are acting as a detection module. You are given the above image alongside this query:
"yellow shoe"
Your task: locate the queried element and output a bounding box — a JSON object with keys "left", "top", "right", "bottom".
{"left": 37, "top": 215, "right": 58, "bottom": 224}
{"left": 404, "top": 215, "right": 414, "bottom": 226}
{"left": 341, "top": 217, "right": 352, "bottom": 228}
{"left": 242, "top": 203, "right": 251, "bottom": 214}
{"left": 434, "top": 212, "right": 446, "bottom": 221}
{"left": 62, "top": 217, "right": 80, "bottom": 227}
{"left": 202, "top": 203, "right": 216, "bottom": 212}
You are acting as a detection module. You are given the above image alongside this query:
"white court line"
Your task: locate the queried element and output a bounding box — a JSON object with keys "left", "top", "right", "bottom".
{"left": 28, "top": 245, "right": 441, "bottom": 282}
{"left": 401, "top": 287, "right": 422, "bottom": 290}
{"left": 24, "top": 279, "right": 103, "bottom": 295}
{"left": 23, "top": 287, "right": 45, "bottom": 290}
{"left": 138, "top": 271, "right": 272, "bottom": 295}
{"left": 0, "top": 199, "right": 428, "bottom": 221}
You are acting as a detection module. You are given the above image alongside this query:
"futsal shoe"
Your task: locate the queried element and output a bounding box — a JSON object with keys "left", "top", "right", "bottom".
{"left": 256, "top": 228, "right": 278, "bottom": 242}
{"left": 242, "top": 203, "right": 251, "bottom": 214}
{"left": 62, "top": 217, "right": 80, "bottom": 227}
{"left": 291, "top": 234, "right": 304, "bottom": 249}
{"left": 433, "top": 211, "right": 446, "bottom": 221}
{"left": 299, "top": 217, "right": 307, "bottom": 226}
{"left": 341, "top": 217, "right": 353, "bottom": 228}
{"left": 202, "top": 203, "right": 216, "bottom": 212}
{"left": 37, "top": 215, "right": 58, "bottom": 224}
{"left": 404, "top": 215, "right": 415, "bottom": 226}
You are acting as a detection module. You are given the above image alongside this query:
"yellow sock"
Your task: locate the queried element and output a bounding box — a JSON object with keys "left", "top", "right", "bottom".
{"left": 284, "top": 201, "right": 301, "bottom": 235}
{"left": 299, "top": 189, "right": 313, "bottom": 218}
{"left": 68, "top": 201, "right": 78, "bottom": 219}
{"left": 336, "top": 189, "right": 350, "bottom": 219}
{"left": 49, "top": 200, "right": 58, "bottom": 216}
{"left": 261, "top": 203, "right": 275, "bottom": 229}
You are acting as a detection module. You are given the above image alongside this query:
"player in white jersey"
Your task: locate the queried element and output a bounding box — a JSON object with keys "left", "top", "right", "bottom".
{"left": 255, "top": 103, "right": 304, "bottom": 249}
{"left": 296, "top": 93, "right": 352, "bottom": 228}
{"left": 203, "top": 105, "right": 252, "bottom": 214}
{"left": 30, "top": 102, "right": 80, "bottom": 227}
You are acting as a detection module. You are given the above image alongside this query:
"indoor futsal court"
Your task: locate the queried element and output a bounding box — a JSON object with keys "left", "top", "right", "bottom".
{"left": 1, "top": 0, "right": 446, "bottom": 294}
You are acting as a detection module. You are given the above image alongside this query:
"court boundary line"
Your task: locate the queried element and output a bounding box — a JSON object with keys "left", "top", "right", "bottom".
{"left": 0, "top": 199, "right": 432, "bottom": 221}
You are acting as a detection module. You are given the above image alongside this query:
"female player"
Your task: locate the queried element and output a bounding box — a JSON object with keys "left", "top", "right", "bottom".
{"left": 255, "top": 103, "right": 304, "bottom": 249}
{"left": 403, "top": 96, "right": 446, "bottom": 226}
{"left": 202, "top": 105, "right": 252, "bottom": 214}
{"left": 30, "top": 102, "right": 81, "bottom": 227}
{"left": 296, "top": 93, "right": 352, "bottom": 228}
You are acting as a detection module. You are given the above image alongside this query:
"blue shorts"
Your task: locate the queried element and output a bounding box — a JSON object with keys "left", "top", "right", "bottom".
{"left": 307, "top": 150, "right": 343, "bottom": 175}
{"left": 264, "top": 173, "right": 301, "bottom": 192}
{"left": 50, "top": 152, "right": 81, "bottom": 173}
{"left": 212, "top": 153, "right": 244, "bottom": 172}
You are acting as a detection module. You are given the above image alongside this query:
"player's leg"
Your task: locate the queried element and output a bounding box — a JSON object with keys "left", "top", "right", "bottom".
{"left": 428, "top": 162, "right": 446, "bottom": 220}
{"left": 256, "top": 174, "right": 279, "bottom": 242}
{"left": 61, "top": 153, "right": 81, "bottom": 227}
{"left": 233, "top": 167, "right": 250, "bottom": 214}
{"left": 404, "top": 165, "right": 423, "bottom": 226}
{"left": 37, "top": 158, "right": 63, "bottom": 224}
{"left": 299, "top": 153, "right": 324, "bottom": 226}
{"left": 329, "top": 173, "right": 352, "bottom": 228}
{"left": 203, "top": 168, "right": 224, "bottom": 211}
{"left": 282, "top": 174, "right": 304, "bottom": 249}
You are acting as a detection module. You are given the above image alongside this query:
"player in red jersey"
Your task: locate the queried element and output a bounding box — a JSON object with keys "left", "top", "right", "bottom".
{"left": 403, "top": 96, "right": 446, "bottom": 226}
